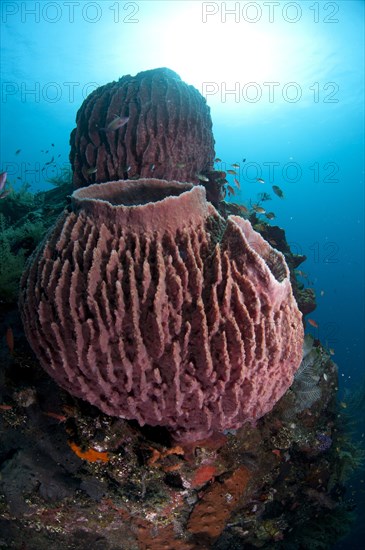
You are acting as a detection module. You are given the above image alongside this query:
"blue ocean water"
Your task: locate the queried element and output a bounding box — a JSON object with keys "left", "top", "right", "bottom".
{"left": 1, "top": 1, "right": 364, "bottom": 547}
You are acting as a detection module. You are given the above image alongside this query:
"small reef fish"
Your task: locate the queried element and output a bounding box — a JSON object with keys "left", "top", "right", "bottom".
{"left": 237, "top": 204, "right": 248, "bottom": 214}
{"left": 272, "top": 185, "right": 284, "bottom": 198}
{"left": 0, "top": 189, "right": 10, "bottom": 200}
{"left": 0, "top": 171, "right": 9, "bottom": 199}
{"left": 242, "top": 158, "right": 246, "bottom": 162}
{"left": 231, "top": 163, "right": 240, "bottom": 168}
{"left": 51, "top": 143, "right": 54, "bottom": 147}
{"left": 176, "top": 162, "right": 186, "bottom": 169}
{"left": 307, "top": 318, "right": 318, "bottom": 328}
{"left": 68, "top": 441, "right": 110, "bottom": 463}
{"left": 256, "top": 178, "right": 265, "bottom": 184}
{"left": 214, "top": 158, "right": 222, "bottom": 163}
{"left": 339, "top": 402, "right": 347, "bottom": 409}
{"left": 227, "top": 185, "right": 235, "bottom": 196}
{"left": 15, "top": 149, "right": 21, "bottom": 155}
{"left": 45, "top": 156, "right": 55, "bottom": 166}
{"left": 197, "top": 174, "right": 209, "bottom": 182}
{"left": 43, "top": 411, "right": 67, "bottom": 422}
{"left": 234, "top": 178, "right": 240, "bottom": 189}
{"left": 265, "top": 212, "right": 276, "bottom": 220}
{"left": 86, "top": 167, "right": 97, "bottom": 175}
{"left": 253, "top": 204, "right": 266, "bottom": 214}
{"left": 101, "top": 116, "right": 129, "bottom": 132}
{"left": 226, "top": 169, "right": 237, "bottom": 175}
{"left": 0, "top": 171, "right": 7, "bottom": 191}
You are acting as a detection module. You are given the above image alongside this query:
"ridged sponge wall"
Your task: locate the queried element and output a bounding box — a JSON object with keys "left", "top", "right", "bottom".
{"left": 19, "top": 180, "right": 303, "bottom": 442}
{"left": 70, "top": 68, "right": 215, "bottom": 188}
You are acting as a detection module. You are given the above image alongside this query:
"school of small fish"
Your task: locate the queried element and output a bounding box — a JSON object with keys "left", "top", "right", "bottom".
{"left": 212, "top": 156, "right": 289, "bottom": 227}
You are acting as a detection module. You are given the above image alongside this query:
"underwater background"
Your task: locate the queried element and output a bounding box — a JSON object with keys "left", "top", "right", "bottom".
{"left": 0, "top": 1, "right": 364, "bottom": 548}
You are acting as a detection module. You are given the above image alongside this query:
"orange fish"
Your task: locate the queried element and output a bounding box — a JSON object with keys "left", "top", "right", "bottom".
{"left": 68, "top": 441, "right": 109, "bottom": 463}
{"left": 234, "top": 178, "right": 240, "bottom": 189}
{"left": 307, "top": 318, "right": 318, "bottom": 328}
{"left": 227, "top": 185, "right": 235, "bottom": 196}
{"left": 272, "top": 449, "right": 281, "bottom": 458}
{"left": 6, "top": 327, "right": 14, "bottom": 354}
{"left": 43, "top": 411, "right": 67, "bottom": 422}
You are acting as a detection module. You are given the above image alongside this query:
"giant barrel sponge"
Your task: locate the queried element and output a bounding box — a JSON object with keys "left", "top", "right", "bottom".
{"left": 19, "top": 179, "right": 304, "bottom": 443}
{"left": 69, "top": 68, "right": 215, "bottom": 188}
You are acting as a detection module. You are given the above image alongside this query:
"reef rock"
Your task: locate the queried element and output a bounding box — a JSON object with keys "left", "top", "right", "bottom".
{"left": 70, "top": 68, "right": 215, "bottom": 188}
{"left": 19, "top": 179, "right": 304, "bottom": 442}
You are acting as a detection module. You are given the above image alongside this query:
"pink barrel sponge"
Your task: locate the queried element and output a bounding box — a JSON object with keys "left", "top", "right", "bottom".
{"left": 19, "top": 180, "right": 304, "bottom": 442}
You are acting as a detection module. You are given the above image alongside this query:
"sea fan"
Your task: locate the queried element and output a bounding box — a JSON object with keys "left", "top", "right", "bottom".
{"left": 282, "top": 335, "right": 322, "bottom": 418}
{"left": 293, "top": 344, "right": 322, "bottom": 413}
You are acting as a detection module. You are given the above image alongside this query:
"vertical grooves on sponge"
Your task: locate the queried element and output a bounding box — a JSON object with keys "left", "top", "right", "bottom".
{"left": 19, "top": 196, "right": 303, "bottom": 442}
{"left": 70, "top": 68, "right": 215, "bottom": 187}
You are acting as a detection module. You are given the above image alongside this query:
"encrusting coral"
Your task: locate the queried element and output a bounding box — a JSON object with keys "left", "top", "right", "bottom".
{"left": 19, "top": 178, "right": 303, "bottom": 442}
